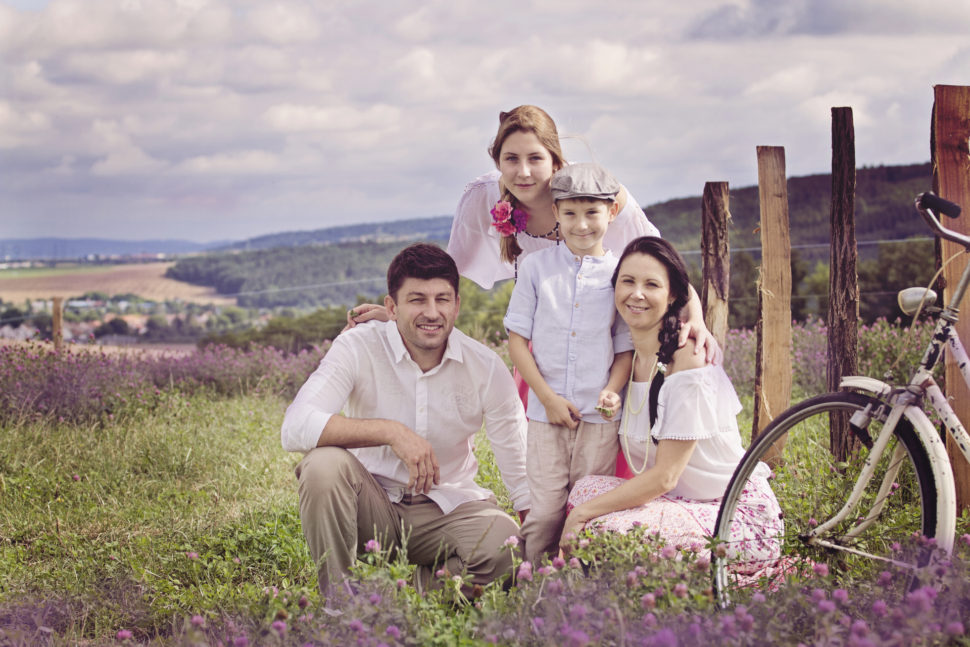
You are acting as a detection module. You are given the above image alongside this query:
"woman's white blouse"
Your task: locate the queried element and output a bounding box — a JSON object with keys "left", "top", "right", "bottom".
{"left": 621, "top": 365, "right": 749, "bottom": 501}
{"left": 447, "top": 170, "right": 660, "bottom": 289}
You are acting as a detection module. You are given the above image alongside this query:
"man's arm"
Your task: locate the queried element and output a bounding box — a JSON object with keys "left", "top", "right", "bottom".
{"left": 480, "top": 356, "right": 531, "bottom": 514}
{"left": 317, "top": 415, "right": 440, "bottom": 494}
{"left": 280, "top": 331, "right": 440, "bottom": 493}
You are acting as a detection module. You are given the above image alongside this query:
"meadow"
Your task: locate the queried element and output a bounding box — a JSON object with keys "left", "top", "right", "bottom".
{"left": 0, "top": 263, "right": 232, "bottom": 305}
{"left": 2, "top": 320, "right": 970, "bottom": 646}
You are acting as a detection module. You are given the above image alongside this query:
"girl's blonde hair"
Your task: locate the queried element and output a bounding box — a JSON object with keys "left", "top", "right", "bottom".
{"left": 488, "top": 106, "right": 566, "bottom": 264}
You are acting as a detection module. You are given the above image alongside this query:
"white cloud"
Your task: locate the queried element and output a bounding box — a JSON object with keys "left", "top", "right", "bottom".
{"left": 0, "top": 0, "right": 964, "bottom": 241}
{"left": 245, "top": 1, "right": 320, "bottom": 44}
{"left": 176, "top": 149, "right": 280, "bottom": 175}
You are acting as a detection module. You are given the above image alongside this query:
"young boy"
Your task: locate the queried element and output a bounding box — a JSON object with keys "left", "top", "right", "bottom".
{"left": 504, "top": 162, "right": 632, "bottom": 561}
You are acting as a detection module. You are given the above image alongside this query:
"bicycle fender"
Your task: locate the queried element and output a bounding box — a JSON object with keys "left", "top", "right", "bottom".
{"left": 899, "top": 405, "right": 957, "bottom": 553}
{"left": 839, "top": 376, "right": 957, "bottom": 553}
{"left": 838, "top": 376, "right": 893, "bottom": 397}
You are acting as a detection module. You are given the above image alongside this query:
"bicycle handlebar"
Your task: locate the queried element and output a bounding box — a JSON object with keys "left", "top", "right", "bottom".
{"left": 918, "top": 192, "right": 962, "bottom": 218}
{"left": 915, "top": 192, "right": 970, "bottom": 250}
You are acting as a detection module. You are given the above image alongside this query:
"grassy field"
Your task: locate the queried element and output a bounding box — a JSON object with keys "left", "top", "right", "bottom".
{"left": 2, "top": 340, "right": 970, "bottom": 646}
{"left": 0, "top": 262, "right": 233, "bottom": 305}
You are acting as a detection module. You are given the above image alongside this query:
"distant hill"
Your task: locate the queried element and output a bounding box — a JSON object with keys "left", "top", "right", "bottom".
{"left": 644, "top": 162, "right": 933, "bottom": 262}
{"left": 0, "top": 237, "right": 222, "bottom": 261}
{"left": 162, "top": 161, "right": 939, "bottom": 321}
{"left": 216, "top": 216, "right": 453, "bottom": 251}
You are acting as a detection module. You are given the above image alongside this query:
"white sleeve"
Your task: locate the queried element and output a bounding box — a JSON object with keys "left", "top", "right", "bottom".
{"left": 446, "top": 174, "right": 511, "bottom": 289}
{"left": 280, "top": 335, "right": 358, "bottom": 453}
{"left": 651, "top": 368, "right": 741, "bottom": 442}
{"left": 604, "top": 184, "right": 661, "bottom": 255}
{"left": 502, "top": 253, "right": 538, "bottom": 340}
{"left": 481, "top": 356, "right": 531, "bottom": 511}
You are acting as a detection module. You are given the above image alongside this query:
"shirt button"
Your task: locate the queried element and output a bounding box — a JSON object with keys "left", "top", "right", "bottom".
{"left": 571, "top": 331, "right": 576, "bottom": 337}
{"left": 575, "top": 303, "right": 580, "bottom": 308}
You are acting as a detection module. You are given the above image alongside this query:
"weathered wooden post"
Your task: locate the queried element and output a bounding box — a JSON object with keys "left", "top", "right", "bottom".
{"left": 752, "top": 146, "right": 793, "bottom": 457}
{"left": 702, "top": 182, "right": 731, "bottom": 350}
{"left": 52, "top": 297, "right": 64, "bottom": 352}
{"left": 828, "top": 107, "right": 860, "bottom": 461}
{"left": 933, "top": 84, "right": 970, "bottom": 512}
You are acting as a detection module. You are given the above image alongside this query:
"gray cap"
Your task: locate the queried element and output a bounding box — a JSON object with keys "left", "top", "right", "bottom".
{"left": 550, "top": 162, "right": 620, "bottom": 202}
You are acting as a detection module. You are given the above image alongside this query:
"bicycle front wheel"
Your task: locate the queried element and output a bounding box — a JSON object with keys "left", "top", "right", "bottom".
{"left": 712, "top": 391, "right": 938, "bottom": 605}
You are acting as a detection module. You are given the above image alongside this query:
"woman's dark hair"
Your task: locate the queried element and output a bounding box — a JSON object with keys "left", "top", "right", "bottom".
{"left": 611, "top": 236, "right": 691, "bottom": 364}
{"left": 386, "top": 243, "right": 460, "bottom": 302}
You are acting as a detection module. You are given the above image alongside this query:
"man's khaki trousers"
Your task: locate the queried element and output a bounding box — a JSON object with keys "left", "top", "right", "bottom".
{"left": 295, "top": 447, "right": 520, "bottom": 593}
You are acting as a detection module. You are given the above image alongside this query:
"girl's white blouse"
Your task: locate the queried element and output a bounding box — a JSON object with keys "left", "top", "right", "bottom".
{"left": 447, "top": 170, "right": 660, "bottom": 289}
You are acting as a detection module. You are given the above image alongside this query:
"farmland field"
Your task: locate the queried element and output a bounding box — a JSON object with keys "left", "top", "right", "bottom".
{"left": 0, "top": 262, "right": 234, "bottom": 304}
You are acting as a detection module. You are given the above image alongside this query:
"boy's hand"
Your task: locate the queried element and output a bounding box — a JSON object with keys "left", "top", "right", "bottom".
{"left": 678, "top": 318, "right": 723, "bottom": 365}
{"left": 544, "top": 394, "right": 581, "bottom": 430}
{"left": 595, "top": 390, "right": 621, "bottom": 421}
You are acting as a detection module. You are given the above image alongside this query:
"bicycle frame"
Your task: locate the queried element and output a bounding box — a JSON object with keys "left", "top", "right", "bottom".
{"left": 799, "top": 195, "right": 970, "bottom": 563}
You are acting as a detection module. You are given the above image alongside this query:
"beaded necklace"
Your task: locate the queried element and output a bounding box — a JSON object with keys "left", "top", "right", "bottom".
{"left": 620, "top": 349, "right": 660, "bottom": 475}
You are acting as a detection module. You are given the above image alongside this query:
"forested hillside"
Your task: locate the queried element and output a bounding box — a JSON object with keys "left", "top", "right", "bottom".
{"left": 167, "top": 162, "right": 938, "bottom": 325}
{"left": 645, "top": 162, "right": 932, "bottom": 258}
{"left": 165, "top": 241, "right": 431, "bottom": 308}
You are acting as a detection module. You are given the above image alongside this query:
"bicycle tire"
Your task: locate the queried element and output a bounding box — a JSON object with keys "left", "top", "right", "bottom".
{"left": 711, "top": 391, "right": 938, "bottom": 606}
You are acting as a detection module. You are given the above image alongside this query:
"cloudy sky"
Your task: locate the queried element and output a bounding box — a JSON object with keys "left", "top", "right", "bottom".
{"left": 1, "top": 0, "right": 968, "bottom": 243}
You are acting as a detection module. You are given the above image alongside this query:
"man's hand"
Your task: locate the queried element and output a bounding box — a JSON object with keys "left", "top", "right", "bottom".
{"left": 388, "top": 423, "right": 440, "bottom": 494}
{"left": 343, "top": 303, "right": 389, "bottom": 332}
{"left": 542, "top": 394, "right": 581, "bottom": 430}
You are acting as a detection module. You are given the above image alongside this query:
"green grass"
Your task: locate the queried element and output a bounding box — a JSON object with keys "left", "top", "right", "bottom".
{"left": 3, "top": 388, "right": 970, "bottom": 645}
{"left": 0, "top": 391, "right": 313, "bottom": 641}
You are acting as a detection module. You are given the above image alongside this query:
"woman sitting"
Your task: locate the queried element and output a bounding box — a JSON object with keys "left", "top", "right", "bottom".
{"left": 561, "top": 237, "right": 782, "bottom": 566}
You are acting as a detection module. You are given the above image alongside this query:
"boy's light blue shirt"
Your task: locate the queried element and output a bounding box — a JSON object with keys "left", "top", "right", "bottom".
{"left": 504, "top": 243, "right": 633, "bottom": 424}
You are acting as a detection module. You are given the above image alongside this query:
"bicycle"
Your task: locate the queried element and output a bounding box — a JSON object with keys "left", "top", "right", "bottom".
{"left": 711, "top": 191, "right": 970, "bottom": 606}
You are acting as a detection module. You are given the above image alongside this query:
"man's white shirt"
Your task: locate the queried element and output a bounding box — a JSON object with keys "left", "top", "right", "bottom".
{"left": 281, "top": 320, "right": 530, "bottom": 514}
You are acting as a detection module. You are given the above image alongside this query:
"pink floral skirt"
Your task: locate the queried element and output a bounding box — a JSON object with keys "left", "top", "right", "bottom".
{"left": 567, "top": 473, "right": 784, "bottom": 568}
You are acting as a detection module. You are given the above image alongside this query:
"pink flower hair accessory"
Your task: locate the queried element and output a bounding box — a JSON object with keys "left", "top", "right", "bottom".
{"left": 490, "top": 200, "right": 528, "bottom": 237}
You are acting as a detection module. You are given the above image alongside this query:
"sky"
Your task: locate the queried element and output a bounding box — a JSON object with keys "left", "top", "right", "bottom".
{"left": 1, "top": 0, "right": 969, "bottom": 244}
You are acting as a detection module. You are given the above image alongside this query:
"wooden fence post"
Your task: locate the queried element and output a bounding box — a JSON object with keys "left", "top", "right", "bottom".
{"left": 52, "top": 297, "right": 64, "bottom": 352}
{"left": 752, "top": 146, "right": 793, "bottom": 455}
{"left": 828, "top": 107, "right": 860, "bottom": 461}
{"left": 932, "top": 84, "right": 970, "bottom": 513}
{"left": 702, "top": 182, "right": 731, "bottom": 350}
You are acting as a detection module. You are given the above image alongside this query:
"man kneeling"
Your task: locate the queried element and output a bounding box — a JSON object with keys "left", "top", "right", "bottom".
{"left": 281, "top": 243, "right": 530, "bottom": 593}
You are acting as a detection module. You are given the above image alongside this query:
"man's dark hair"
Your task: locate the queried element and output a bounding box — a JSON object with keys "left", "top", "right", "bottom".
{"left": 386, "top": 243, "right": 460, "bottom": 301}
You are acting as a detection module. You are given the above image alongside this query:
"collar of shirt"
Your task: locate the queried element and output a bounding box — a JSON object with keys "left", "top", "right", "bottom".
{"left": 554, "top": 240, "right": 617, "bottom": 267}
{"left": 382, "top": 319, "right": 464, "bottom": 375}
